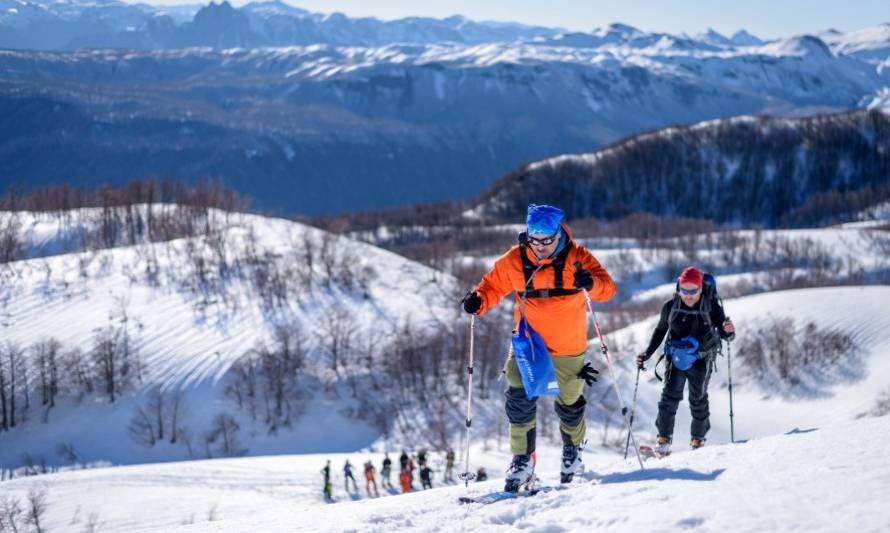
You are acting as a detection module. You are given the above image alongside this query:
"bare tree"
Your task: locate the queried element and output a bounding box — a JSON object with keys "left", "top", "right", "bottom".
{"left": 33, "top": 338, "right": 62, "bottom": 411}
{"left": 206, "top": 414, "right": 245, "bottom": 457}
{"left": 0, "top": 493, "right": 23, "bottom": 533}
{"left": 1, "top": 343, "right": 26, "bottom": 430}
{"left": 0, "top": 213, "right": 23, "bottom": 264}
{"left": 316, "top": 304, "right": 355, "bottom": 379}
{"left": 92, "top": 328, "right": 119, "bottom": 403}
{"left": 56, "top": 442, "right": 79, "bottom": 465}
{"left": 24, "top": 489, "right": 48, "bottom": 533}
{"left": 62, "top": 348, "right": 94, "bottom": 398}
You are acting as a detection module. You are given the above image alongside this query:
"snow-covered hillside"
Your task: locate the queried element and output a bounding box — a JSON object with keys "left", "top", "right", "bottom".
{"left": 610, "top": 286, "right": 890, "bottom": 447}
{"left": 2, "top": 251, "right": 889, "bottom": 531}
{"left": 0, "top": 207, "right": 462, "bottom": 467}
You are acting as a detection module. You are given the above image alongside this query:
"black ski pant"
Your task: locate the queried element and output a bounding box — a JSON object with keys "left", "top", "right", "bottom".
{"left": 655, "top": 358, "right": 711, "bottom": 441}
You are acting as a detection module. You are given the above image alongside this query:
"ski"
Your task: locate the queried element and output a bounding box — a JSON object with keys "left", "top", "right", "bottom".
{"left": 639, "top": 444, "right": 670, "bottom": 460}
{"left": 458, "top": 486, "right": 553, "bottom": 505}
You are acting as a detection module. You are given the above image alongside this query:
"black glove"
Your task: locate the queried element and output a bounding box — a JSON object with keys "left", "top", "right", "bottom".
{"left": 577, "top": 361, "right": 599, "bottom": 385}
{"left": 573, "top": 262, "right": 594, "bottom": 291}
{"left": 461, "top": 291, "right": 482, "bottom": 314}
{"left": 635, "top": 352, "right": 650, "bottom": 370}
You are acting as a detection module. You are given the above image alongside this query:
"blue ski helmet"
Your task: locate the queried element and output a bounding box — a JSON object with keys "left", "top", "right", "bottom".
{"left": 526, "top": 204, "right": 564, "bottom": 236}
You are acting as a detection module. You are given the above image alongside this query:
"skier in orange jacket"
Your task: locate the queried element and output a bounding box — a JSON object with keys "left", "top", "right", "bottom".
{"left": 399, "top": 469, "right": 412, "bottom": 493}
{"left": 462, "top": 204, "right": 616, "bottom": 492}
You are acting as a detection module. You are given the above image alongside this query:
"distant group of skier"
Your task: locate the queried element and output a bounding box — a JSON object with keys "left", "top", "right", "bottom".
{"left": 460, "top": 203, "right": 736, "bottom": 492}
{"left": 322, "top": 448, "right": 472, "bottom": 501}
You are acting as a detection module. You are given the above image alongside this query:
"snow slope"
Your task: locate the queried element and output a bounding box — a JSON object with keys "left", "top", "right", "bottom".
{"left": 0, "top": 208, "right": 460, "bottom": 466}
{"left": 2, "top": 414, "right": 886, "bottom": 532}
{"left": 605, "top": 286, "right": 890, "bottom": 448}
{"left": 2, "top": 284, "right": 888, "bottom": 531}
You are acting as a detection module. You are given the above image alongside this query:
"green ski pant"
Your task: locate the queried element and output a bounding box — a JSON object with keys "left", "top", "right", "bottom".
{"left": 504, "top": 349, "right": 587, "bottom": 455}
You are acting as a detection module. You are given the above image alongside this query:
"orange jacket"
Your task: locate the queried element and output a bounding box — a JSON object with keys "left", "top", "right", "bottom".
{"left": 399, "top": 471, "right": 411, "bottom": 492}
{"left": 474, "top": 225, "right": 616, "bottom": 356}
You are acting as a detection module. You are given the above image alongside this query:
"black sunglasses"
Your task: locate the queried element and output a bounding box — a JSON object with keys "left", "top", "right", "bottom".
{"left": 528, "top": 233, "right": 558, "bottom": 246}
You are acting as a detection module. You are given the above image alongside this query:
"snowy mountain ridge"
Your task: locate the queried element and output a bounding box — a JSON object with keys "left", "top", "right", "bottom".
{"left": 4, "top": 25, "right": 890, "bottom": 214}
{"left": 0, "top": 0, "right": 561, "bottom": 50}
{"left": 471, "top": 108, "right": 890, "bottom": 227}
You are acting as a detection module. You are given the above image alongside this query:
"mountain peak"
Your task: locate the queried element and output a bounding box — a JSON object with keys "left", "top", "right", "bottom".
{"left": 606, "top": 22, "right": 641, "bottom": 35}
{"left": 730, "top": 29, "right": 763, "bottom": 46}
{"left": 759, "top": 34, "right": 833, "bottom": 58}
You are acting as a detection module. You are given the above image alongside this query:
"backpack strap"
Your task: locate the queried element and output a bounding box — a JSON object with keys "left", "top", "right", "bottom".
{"left": 517, "top": 232, "right": 581, "bottom": 299}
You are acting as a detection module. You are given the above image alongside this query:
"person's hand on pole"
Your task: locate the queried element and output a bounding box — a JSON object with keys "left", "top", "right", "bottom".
{"left": 461, "top": 291, "right": 481, "bottom": 315}
{"left": 635, "top": 351, "right": 650, "bottom": 370}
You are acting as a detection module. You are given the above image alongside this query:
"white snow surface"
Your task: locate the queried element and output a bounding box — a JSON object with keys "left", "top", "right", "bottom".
{"left": 2, "top": 415, "right": 887, "bottom": 532}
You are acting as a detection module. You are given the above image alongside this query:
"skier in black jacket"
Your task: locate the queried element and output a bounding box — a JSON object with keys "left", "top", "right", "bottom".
{"left": 419, "top": 465, "right": 433, "bottom": 490}
{"left": 381, "top": 454, "right": 393, "bottom": 489}
{"left": 636, "top": 266, "right": 735, "bottom": 456}
{"left": 321, "top": 460, "right": 333, "bottom": 501}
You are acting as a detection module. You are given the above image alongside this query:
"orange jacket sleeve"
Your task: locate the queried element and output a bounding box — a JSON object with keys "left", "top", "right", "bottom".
{"left": 473, "top": 247, "right": 518, "bottom": 315}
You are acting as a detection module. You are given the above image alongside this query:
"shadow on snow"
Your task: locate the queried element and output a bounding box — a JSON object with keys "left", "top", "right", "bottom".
{"left": 599, "top": 468, "right": 725, "bottom": 484}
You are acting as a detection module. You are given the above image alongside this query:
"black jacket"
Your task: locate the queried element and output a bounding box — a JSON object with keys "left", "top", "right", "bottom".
{"left": 644, "top": 294, "right": 731, "bottom": 357}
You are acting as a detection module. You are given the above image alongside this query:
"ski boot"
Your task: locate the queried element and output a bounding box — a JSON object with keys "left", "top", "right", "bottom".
{"left": 504, "top": 452, "right": 536, "bottom": 493}
{"left": 560, "top": 443, "right": 585, "bottom": 483}
{"left": 640, "top": 436, "right": 672, "bottom": 459}
{"left": 655, "top": 435, "right": 672, "bottom": 456}
{"left": 690, "top": 437, "right": 705, "bottom": 449}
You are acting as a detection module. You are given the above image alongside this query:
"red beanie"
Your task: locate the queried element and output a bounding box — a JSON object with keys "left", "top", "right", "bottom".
{"left": 678, "top": 266, "right": 703, "bottom": 287}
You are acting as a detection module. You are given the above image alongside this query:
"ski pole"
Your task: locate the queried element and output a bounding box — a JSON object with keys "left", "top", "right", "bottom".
{"left": 459, "top": 314, "right": 477, "bottom": 487}
{"left": 580, "top": 287, "right": 645, "bottom": 470}
{"left": 623, "top": 364, "right": 643, "bottom": 460}
{"left": 724, "top": 316, "right": 735, "bottom": 443}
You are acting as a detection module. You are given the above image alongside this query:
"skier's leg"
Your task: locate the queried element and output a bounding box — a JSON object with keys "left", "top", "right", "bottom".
{"left": 686, "top": 359, "right": 711, "bottom": 441}
{"left": 552, "top": 353, "right": 587, "bottom": 446}
{"left": 504, "top": 354, "right": 537, "bottom": 456}
{"left": 504, "top": 352, "right": 538, "bottom": 491}
{"left": 552, "top": 353, "right": 587, "bottom": 482}
{"left": 655, "top": 365, "right": 687, "bottom": 440}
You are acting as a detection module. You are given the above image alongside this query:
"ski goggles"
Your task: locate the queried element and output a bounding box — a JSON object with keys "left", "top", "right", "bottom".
{"left": 527, "top": 233, "right": 558, "bottom": 246}
{"left": 678, "top": 286, "right": 701, "bottom": 296}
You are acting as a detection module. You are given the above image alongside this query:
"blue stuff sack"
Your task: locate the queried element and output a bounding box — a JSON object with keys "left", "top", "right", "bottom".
{"left": 668, "top": 336, "right": 700, "bottom": 371}
{"left": 511, "top": 319, "right": 560, "bottom": 400}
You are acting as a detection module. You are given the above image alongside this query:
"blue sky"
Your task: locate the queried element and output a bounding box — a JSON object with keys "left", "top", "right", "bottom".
{"left": 147, "top": 0, "right": 890, "bottom": 39}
